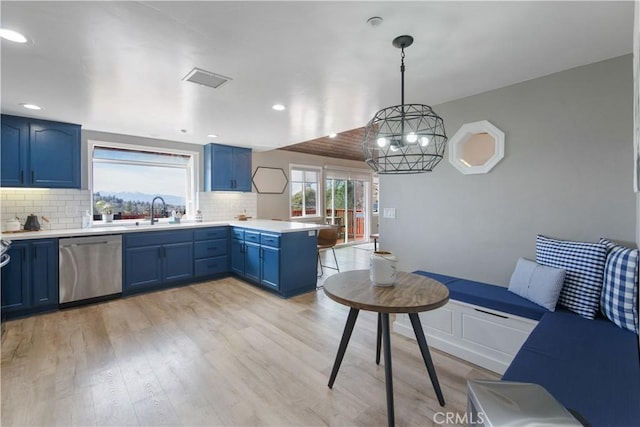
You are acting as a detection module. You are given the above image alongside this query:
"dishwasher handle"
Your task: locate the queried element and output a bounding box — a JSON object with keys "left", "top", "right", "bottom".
{"left": 64, "top": 240, "right": 112, "bottom": 247}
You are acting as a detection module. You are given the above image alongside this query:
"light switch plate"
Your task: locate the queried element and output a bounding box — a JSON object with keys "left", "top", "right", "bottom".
{"left": 383, "top": 208, "right": 396, "bottom": 219}
{"left": 308, "top": 230, "right": 316, "bottom": 236}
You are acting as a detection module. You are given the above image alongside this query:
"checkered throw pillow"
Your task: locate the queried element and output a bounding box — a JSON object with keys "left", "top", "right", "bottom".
{"left": 536, "top": 235, "right": 607, "bottom": 319}
{"left": 600, "top": 239, "right": 639, "bottom": 334}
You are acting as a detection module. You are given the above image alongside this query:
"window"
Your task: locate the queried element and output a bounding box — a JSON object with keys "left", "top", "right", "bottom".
{"left": 289, "top": 165, "right": 321, "bottom": 219}
{"left": 89, "top": 142, "right": 197, "bottom": 221}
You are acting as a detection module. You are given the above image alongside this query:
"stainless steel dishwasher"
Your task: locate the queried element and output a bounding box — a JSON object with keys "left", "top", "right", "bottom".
{"left": 59, "top": 235, "right": 122, "bottom": 305}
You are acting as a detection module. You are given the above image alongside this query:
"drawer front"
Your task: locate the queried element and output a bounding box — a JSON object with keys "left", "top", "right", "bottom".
{"left": 244, "top": 231, "right": 260, "bottom": 243}
{"left": 231, "top": 228, "right": 244, "bottom": 240}
{"left": 194, "top": 239, "right": 227, "bottom": 259}
{"left": 194, "top": 256, "right": 228, "bottom": 277}
{"left": 125, "top": 230, "right": 193, "bottom": 248}
{"left": 260, "top": 233, "right": 280, "bottom": 248}
{"left": 194, "top": 227, "right": 227, "bottom": 241}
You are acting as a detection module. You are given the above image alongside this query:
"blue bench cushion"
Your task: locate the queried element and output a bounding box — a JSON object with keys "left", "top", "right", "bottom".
{"left": 413, "top": 271, "right": 548, "bottom": 321}
{"left": 503, "top": 310, "right": 640, "bottom": 427}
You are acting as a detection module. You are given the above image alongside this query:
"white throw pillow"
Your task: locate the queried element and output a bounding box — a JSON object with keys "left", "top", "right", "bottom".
{"left": 508, "top": 257, "right": 566, "bottom": 311}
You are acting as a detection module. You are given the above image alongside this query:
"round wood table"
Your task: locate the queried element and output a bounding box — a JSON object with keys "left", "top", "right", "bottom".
{"left": 323, "top": 270, "right": 449, "bottom": 427}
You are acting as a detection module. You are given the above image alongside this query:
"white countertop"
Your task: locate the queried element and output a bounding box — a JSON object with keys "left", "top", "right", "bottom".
{"left": 2, "top": 219, "right": 328, "bottom": 241}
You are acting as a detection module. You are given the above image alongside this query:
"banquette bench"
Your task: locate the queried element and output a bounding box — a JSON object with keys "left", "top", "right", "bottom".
{"left": 394, "top": 271, "right": 640, "bottom": 427}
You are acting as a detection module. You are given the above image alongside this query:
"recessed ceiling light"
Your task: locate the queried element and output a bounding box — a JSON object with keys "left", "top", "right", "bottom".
{"left": 0, "top": 28, "right": 28, "bottom": 43}
{"left": 366, "top": 17, "right": 383, "bottom": 28}
{"left": 207, "top": 134, "right": 218, "bottom": 138}
{"left": 21, "top": 103, "right": 41, "bottom": 110}
{"left": 272, "top": 104, "right": 286, "bottom": 111}
{"left": 329, "top": 133, "right": 337, "bottom": 138}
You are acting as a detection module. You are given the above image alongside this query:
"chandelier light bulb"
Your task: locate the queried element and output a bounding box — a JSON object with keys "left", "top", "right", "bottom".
{"left": 376, "top": 137, "right": 387, "bottom": 147}
{"left": 406, "top": 132, "right": 418, "bottom": 143}
{"left": 420, "top": 136, "right": 430, "bottom": 147}
{"left": 389, "top": 144, "right": 399, "bottom": 152}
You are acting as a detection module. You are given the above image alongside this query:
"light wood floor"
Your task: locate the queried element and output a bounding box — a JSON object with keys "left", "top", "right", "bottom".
{"left": 1, "top": 246, "right": 499, "bottom": 426}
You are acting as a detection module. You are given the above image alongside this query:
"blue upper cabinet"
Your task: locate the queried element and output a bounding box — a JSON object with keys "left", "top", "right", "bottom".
{"left": 204, "top": 143, "right": 252, "bottom": 192}
{"left": 1, "top": 115, "right": 81, "bottom": 188}
{"left": 30, "top": 120, "right": 81, "bottom": 188}
{"left": 1, "top": 116, "right": 28, "bottom": 187}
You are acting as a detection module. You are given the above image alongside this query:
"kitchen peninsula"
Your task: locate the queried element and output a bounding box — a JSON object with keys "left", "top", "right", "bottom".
{"left": 1, "top": 220, "right": 325, "bottom": 319}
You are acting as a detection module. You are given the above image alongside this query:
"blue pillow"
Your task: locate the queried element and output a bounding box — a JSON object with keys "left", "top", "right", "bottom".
{"left": 600, "top": 238, "right": 639, "bottom": 334}
{"left": 536, "top": 235, "right": 607, "bottom": 319}
{"left": 508, "top": 257, "right": 566, "bottom": 311}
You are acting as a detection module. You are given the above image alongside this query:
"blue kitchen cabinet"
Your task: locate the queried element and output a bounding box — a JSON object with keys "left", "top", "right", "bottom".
{"left": 1, "top": 242, "right": 30, "bottom": 313}
{"left": 231, "top": 237, "right": 245, "bottom": 276}
{"left": 125, "top": 245, "right": 163, "bottom": 290}
{"left": 0, "top": 114, "right": 81, "bottom": 188}
{"left": 1, "top": 115, "right": 28, "bottom": 187}
{"left": 124, "top": 230, "right": 193, "bottom": 294}
{"left": 204, "top": 143, "right": 252, "bottom": 191}
{"left": 164, "top": 242, "right": 194, "bottom": 283}
{"left": 31, "top": 239, "right": 59, "bottom": 307}
{"left": 261, "top": 245, "right": 280, "bottom": 290}
{"left": 30, "top": 120, "right": 81, "bottom": 188}
{"left": 1, "top": 239, "right": 58, "bottom": 319}
{"left": 194, "top": 227, "right": 229, "bottom": 278}
{"left": 231, "top": 228, "right": 321, "bottom": 296}
{"left": 244, "top": 241, "right": 261, "bottom": 283}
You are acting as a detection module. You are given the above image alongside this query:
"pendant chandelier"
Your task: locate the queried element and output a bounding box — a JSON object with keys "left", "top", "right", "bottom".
{"left": 363, "top": 35, "right": 448, "bottom": 174}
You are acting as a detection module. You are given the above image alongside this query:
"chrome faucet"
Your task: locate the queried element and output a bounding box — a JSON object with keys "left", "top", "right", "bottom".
{"left": 150, "top": 196, "right": 166, "bottom": 225}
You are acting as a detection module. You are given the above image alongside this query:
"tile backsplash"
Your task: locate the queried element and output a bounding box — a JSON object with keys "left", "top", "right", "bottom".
{"left": 0, "top": 189, "right": 258, "bottom": 230}
{"left": 197, "top": 191, "right": 257, "bottom": 221}
{"left": 1, "top": 189, "right": 91, "bottom": 230}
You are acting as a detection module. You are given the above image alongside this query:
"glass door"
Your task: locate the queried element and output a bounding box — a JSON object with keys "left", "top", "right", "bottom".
{"left": 325, "top": 168, "right": 371, "bottom": 246}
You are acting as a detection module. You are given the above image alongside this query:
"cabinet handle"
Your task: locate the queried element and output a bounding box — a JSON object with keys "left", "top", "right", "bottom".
{"left": 33, "top": 248, "right": 37, "bottom": 260}
{"left": 31, "top": 171, "right": 34, "bottom": 182}
{"left": 20, "top": 170, "right": 24, "bottom": 183}
{"left": 260, "top": 247, "right": 263, "bottom": 259}
{"left": 22, "top": 249, "right": 26, "bottom": 261}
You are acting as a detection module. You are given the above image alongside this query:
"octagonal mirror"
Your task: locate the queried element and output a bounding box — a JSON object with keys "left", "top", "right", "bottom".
{"left": 448, "top": 120, "right": 505, "bottom": 175}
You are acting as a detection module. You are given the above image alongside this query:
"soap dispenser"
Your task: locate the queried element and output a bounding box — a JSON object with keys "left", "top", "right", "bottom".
{"left": 82, "top": 210, "right": 92, "bottom": 229}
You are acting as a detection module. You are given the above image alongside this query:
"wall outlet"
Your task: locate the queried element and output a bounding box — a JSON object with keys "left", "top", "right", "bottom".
{"left": 383, "top": 208, "right": 396, "bottom": 219}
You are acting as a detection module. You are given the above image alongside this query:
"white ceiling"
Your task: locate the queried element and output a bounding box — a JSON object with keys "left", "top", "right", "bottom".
{"left": 0, "top": 1, "right": 633, "bottom": 151}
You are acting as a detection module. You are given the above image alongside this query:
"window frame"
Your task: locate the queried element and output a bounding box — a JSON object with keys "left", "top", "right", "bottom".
{"left": 88, "top": 140, "right": 199, "bottom": 222}
{"left": 288, "top": 164, "right": 323, "bottom": 220}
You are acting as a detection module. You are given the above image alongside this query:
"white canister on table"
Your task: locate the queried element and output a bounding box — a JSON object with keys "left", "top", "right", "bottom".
{"left": 370, "top": 251, "right": 398, "bottom": 286}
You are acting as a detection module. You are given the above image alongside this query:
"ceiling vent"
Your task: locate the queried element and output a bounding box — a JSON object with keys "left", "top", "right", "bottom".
{"left": 182, "top": 67, "right": 231, "bottom": 89}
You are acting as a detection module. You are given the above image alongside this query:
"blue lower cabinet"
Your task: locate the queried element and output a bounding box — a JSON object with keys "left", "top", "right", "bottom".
{"left": 31, "top": 240, "right": 59, "bottom": 306}
{"left": 261, "top": 246, "right": 280, "bottom": 289}
{"left": 1, "top": 242, "right": 30, "bottom": 313}
{"left": 231, "top": 238, "right": 245, "bottom": 275}
{"left": 123, "top": 230, "right": 193, "bottom": 294}
{"left": 1, "top": 238, "right": 58, "bottom": 319}
{"left": 192, "top": 227, "right": 230, "bottom": 279}
{"left": 244, "top": 242, "right": 261, "bottom": 283}
{"left": 230, "top": 227, "right": 316, "bottom": 297}
{"left": 164, "top": 242, "right": 193, "bottom": 283}
{"left": 125, "top": 246, "right": 163, "bottom": 290}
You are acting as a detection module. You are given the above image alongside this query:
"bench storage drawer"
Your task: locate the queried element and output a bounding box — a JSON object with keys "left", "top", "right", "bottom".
{"left": 394, "top": 299, "right": 538, "bottom": 374}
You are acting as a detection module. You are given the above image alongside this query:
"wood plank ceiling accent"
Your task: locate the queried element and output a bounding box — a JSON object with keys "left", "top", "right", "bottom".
{"left": 280, "top": 127, "right": 365, "bottom": 161}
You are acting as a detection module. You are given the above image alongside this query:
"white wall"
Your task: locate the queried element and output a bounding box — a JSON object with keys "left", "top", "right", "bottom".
{"left": 381, "top": 55, "right": 635, "bottom": 286}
